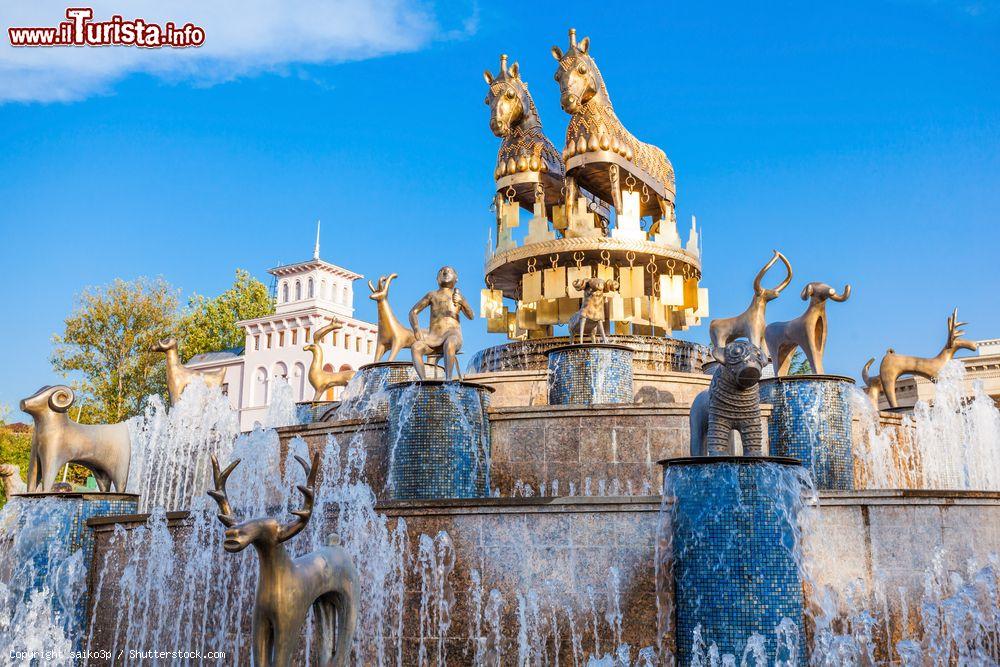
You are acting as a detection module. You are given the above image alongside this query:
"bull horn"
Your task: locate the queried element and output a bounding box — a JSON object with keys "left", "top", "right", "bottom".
{"left": 830, "top": 284, "right": 851, "bottom": 302}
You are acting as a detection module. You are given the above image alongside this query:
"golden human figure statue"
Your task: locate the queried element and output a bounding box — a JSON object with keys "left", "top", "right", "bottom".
{"left": 409, "top": 266, "right": 475, "bottom": 381}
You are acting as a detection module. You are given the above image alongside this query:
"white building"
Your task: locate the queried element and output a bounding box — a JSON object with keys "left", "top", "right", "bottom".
{"left": 188, "top": 233, "right": 378, "bottom": 430}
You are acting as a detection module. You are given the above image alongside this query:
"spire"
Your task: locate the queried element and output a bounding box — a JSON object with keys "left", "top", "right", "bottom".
{"left": 313, "top": 220, "right": 321, "bottom": 260}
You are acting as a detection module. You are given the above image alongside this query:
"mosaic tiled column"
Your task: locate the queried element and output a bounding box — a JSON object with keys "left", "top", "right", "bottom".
{"left": 546, "top": 343, "right": 634, "bottom": 405}
{"left": 385, "top": 380, "right": 493, "bottom": 499}
{"left": 659, "top": 457, "right": 807, "bottom": 664}
{"left": 0, "top": 493, "right": 138, "bottom": 637}
{"left": 759, "top": 375, "right": 855, "bottom": 490}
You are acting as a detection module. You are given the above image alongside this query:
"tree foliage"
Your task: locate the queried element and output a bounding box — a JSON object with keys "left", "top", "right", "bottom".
{"left": 789, "top": 349, "right": 813, "bottom": 375}
{"left": 51, "top": 277, "right": 178, "bottom": 424}
{"left": 180, "top": 269, "right": 272, "bottom": 362}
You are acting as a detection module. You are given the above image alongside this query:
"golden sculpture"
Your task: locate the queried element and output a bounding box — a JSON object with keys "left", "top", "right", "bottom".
{"left": 764, "top": 282, "right": 851, "bottom": 376}
{"left": 876, "top": 308, "right": 978, "bottom": 408}
{"left": 0, "top": 464, "right": 27, "bottom": 497}
{"left": 568, "top": 277, "right": 618, "bottom": 344}
{"left": 303, "top": 318, "right": 355, "bottom": 402}
{"left": 409, "top": 266, "right": 474, "bottom": 381}
{"left": 485, "top": 54, "right": 565, "bottom": 214}
{"left": 709, "top": 250, "right": 792, "bottom": 353}
{"left": 368, "top": 274, "right": 417, "bottom": 362}
{"left": 553, "top": 29, "right": 674, "bottom": 221}
{"left": 861, "top": 358, "right": 884, "bottom": 408}
{"left": 209, "top": 453, "right": 358, "bottom": 667}
{"left": 20, "top": 385, "right": 131, "bottom": 492}
{"left": 152, "top": 337, "right": 227, "bottom": 404}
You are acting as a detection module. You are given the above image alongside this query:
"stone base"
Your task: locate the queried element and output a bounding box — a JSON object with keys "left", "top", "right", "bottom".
{"left": 760, "top": 375, "right": 856, "bottom": 490}
{"left": 546, "top": 343, "right": 635, "bottom": 406}
{"left": 385, "top": 380, "right": 494, "bottom": 499}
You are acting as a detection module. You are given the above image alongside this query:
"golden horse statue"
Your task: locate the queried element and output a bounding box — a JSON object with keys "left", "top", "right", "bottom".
{"left": 485, "top": 53, "right": 565, "bottom": 214}
{"left": 552, "top": 29, "right": 675, "bottom": 221}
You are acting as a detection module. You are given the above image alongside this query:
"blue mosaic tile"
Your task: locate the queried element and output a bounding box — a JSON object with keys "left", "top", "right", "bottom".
{"left": 760, "top": 377, "right": 855, "bottom": 490}
{"left": 385, "top": 381, "right": 492, "bottom": 499}
{"left": 546, "top": 344, "right": 634, "bottom": 405}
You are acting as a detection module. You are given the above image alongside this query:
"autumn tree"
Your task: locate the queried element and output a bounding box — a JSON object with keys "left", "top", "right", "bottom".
{"left": 180, "top": 269, "right": 273, "bottom": 361}
{"left": 51, "top": 277, "right": 178, "bottom": 423}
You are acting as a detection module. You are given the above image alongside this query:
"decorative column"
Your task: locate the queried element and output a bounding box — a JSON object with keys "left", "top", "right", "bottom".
{"left": 759, "top": 375, "right": 855, "bottom": 490}
{"left": 546, "top": 343, "right": 634, "bottom": 405}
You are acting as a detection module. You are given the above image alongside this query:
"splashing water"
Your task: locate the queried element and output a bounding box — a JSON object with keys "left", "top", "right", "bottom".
{"left": 262, "top": 378, "right": 300, "bottom": 429}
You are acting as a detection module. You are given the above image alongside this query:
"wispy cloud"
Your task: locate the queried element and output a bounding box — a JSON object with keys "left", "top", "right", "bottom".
{"left": 0, "top": 0, "right": 462, "bottom": 104}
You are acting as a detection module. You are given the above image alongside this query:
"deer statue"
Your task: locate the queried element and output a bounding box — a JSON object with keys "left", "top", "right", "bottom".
{"left": 368, "top": 274, "right": 416, "bottom": 362}
{"left": 709, "top": 250, "right": 793, "bottom": 353}
{"left": 861, "top": 358, "right": 884, "bottom": 408}
{"left": 20, "top": 385, "right": 131, "bottom": 492}
{"left": 552, "top": 29, "right": 675, "bottom": 222}
{"left": 0, "top": 464, "right": 27, "bottom": 498}
{"left": 208, "top": 453, "right": 358, "bottom": 667}
{"left": 484, "top": 53, "right": 565, "bottom": 212}
{"left": 877, "top": 308, "right": 978, "bottom": 408}
{"left": 303, "top": 319, "right": 355, "bottom": 402}
{"left": 152, "top": 337, "right": 227, "bottom": 404}
{"left": 764, "top": 282, "right": 851, "bottom": 376}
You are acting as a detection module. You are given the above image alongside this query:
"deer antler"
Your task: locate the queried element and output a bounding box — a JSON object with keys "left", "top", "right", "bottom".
{"left": 947, "top": 307, "right": 967, "bottom": 345}
{"left": 277, "top": 452, "right": 319, "bottom": 543}
{"left": 367, "top": 279, "right": 376, "bottom": 293}
{"left": 208, "top": 455, "right": 241, "bottom": 528}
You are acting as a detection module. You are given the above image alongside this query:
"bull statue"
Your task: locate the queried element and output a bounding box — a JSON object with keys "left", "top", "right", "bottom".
{"left": 689, "top": 341, "right": 768, "bottom": 456}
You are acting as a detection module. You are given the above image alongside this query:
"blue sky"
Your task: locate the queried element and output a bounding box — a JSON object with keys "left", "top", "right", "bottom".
{"left": 1, "top": 0, "right": 998, "bottom": 414}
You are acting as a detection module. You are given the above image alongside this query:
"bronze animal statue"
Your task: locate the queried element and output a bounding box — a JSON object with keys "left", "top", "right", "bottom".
{"left": 877, "top": 308, "right": 978, "bottom": 408}
{"left": 861, "top": 358, "right": 884, "bottom": 408}
{"left": 152, "top": 337, "right": 227, "bottom": 404}
{"left": 552, "top": 29, "right": 675, "bottom": 221}
{"left": 0, "top": 464, "right": 26, "bottom": 497}
{"left": 368, "top": 274, "right": 417, "bottom": 362}
{"left": 764, "top": 282, "right": 851, "bottom": 376}
{"left": 709, "top": 250, "right": 792, "bottom": 353}
{"left": 20, "top": 385, "right": 131, "bottom": 492}
{"left": 303, "top": 319, "right": 355, "bottom": 402}
{"left": 568, "top": 277, "right": 619, "bottom": 344}
{"left": 689, "top": 341, "right": 768, "bottom": 456}
{"left": 485, "top": 54, "right": 565, "bottom": 213}
{"left": 209, "top": 453, "right": 358, "bottom": 667}
{"left": 409, "top": 266, "right": 475, "bottom": 381}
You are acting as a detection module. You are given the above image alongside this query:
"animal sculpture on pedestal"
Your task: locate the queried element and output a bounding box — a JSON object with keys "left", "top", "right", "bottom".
{"left": 709, "top": 250, "right": 792, "bottom": 353}
{"left": 876, "top": 308, "right": 978, "bottom": 408}
{"left": 861, "top": 358, "right": 884, "bottom": 409}
{"left": 409, "top": 266, "right": 475, "bottom": 381}
{"left": 19, "top": 385, "right": 131, "bottom": 492}
{"left": 368, "top": 274, "right": 417, "bottom": 362}
{"left": 764, "top": 282, "right": 851, "bottom": 376}
{"left": 152, "top": 337, "right": 227, "bottom": 404}
{"left": 568, "top": 277, "right": 619, "bottom": 344}
{"left": 208, "top": 453, "right": 358, "bottom": 667}
{"left": 303, "top": 318, "right": 355, "bottom": 402}
{"left": 0, "top": 464, "right": 27, "bottom": 497}
{"left": 689, "top": 341, "right": 768, "bottom": 456}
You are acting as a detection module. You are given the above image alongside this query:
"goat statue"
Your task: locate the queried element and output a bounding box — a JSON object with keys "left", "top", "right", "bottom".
{"left": 876, "top": 308, "right": 978, "bottom": 408}
{"left": 689, "top": 341, "right": 768, "bottom": 456}
{"left": 709, "top": 250, "right": 792, "bottom": 353}
{"left": 568, "top": 277, "right": 619, "bottom": 344}
{"left": 20, "top": 385, "right": 131, "bottom": 492}
{"left": 764, "top": 282, "right": 851, "bottom": 376}
{"left": 861, "top": 358, "right": 884, "bottom": 408}
{"left": 368, "top": 273, "right": 416, "bottom": 362}
{"left": 304, "top": 319, "right": 356, "bottom": 402}
{"left": 0, "top": 464, "right": 27, "bottom": 498}
{"left": 209, "top": 453, "right": 359, "bottom": 667}
{"left": 152, "top": 337, "right": 227, "bottom": 404}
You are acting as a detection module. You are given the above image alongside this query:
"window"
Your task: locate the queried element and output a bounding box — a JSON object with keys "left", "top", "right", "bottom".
{"left": 254, "top": 368, "right": 268, "bottom": 406}
{"left": 320, "top": 280, "right": 327, "bottom": 300}
{"left": 273, "top": 362, "right": 288, "bottom": 379}
{"left": 254, "top": 335, "right": 260, "bottom": 351}
{"left": 221, "top": 383, "right": 229, "bottom": 397}
{"left": 367, "top": 340, "right": 373, "bottom": 355}
{"left": 355, "top": 337, "right": 361, "bottom": 353}
{"left": 341, "top": 285, "right": 349, "bottom": 304}
{"left": 344, "top": 334, "right": 351, "bottom": 350}
{"left": 308, "top": 278, "right": 314, "bottom": 298}
{"left": 295, "top": 281, "right": 302, "bottom": 300}
{"left": 278, "top": 332, "right": 285, "bottom": 347}
{"left": 266, "top": 333, "right": 272, "bottom": 349}
{"left": 291, "top": 330, "right": 298, "bottom": 345}
{"left": 282, "top": 283, "right": 289, "bottom": 303}
{"left": 305, "top": 327, "right": 311, "bottom": 341}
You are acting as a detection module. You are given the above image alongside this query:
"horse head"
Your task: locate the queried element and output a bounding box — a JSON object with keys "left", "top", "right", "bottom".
{"left": 551, "top": 29, "right": 604, "bottom": 114}
{"left": 484, "top": 54, "right": 535, "bottom": 137}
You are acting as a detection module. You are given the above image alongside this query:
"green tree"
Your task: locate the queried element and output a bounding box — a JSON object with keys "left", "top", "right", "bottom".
{"left": 51, "top": 277, "right": 178, "bottom": 424}
{"left": 789, "top": 349, "right": 813, "bottom": 375}
{"left": 180, "top": 269, "right": 273, "bottom": 361}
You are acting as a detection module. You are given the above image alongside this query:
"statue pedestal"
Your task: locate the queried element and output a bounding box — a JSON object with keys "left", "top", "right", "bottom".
{"left": 658, "top": 456, "right": 806, "bottom": 664}
{"left": 760, "top": 375, "right": 856, "bottom": 490}
{"left": 385, "top": 380, "right": 493, "bottom": 499}
{"left": 322, "top": 361, "right": 443, "bottom": 422}
{"left": 0, "top": 493, "right": 138, "bottom": 640}
{"left": 545, "top": 343, "right": 634, "bottom": 405}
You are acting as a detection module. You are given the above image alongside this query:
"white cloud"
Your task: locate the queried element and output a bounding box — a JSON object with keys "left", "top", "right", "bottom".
{"left": 0, "top": 0, "right": 453, "bottom": 103}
